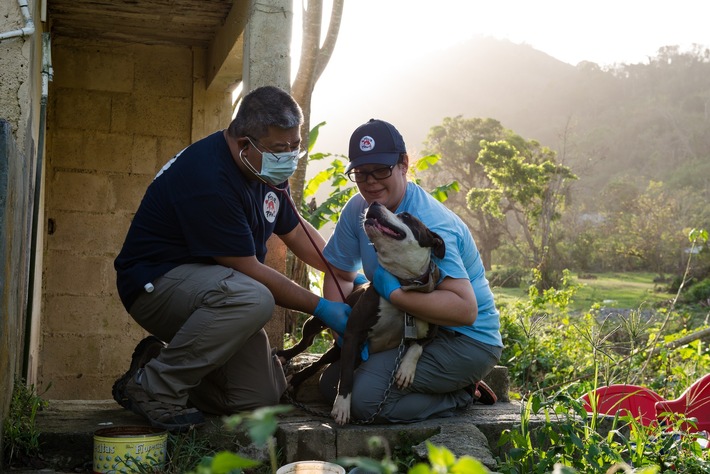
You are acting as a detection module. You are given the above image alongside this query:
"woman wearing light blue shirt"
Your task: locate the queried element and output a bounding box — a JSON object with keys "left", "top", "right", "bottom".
{"left": 321, "top": 119, "right": 503, "bottom": 423}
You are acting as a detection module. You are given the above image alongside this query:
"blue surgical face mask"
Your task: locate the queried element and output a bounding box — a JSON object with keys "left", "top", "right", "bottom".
{"left": 242, "top": 137, "right": 304, "bottom": 185}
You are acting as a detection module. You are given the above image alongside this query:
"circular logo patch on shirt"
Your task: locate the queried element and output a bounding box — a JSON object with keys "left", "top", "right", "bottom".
{"left": 264, "top": 191, "right": 279, "bottom": 223}
{"left": 360, "top": 135, "right": 375, "bottom": 152}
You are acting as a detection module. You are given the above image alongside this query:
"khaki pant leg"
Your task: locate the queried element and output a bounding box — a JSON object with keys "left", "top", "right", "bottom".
{"left": 188, "top": 328, "right": 287, "bottom": 415}
{"left": 129, "top": 264, "right": 283, "bottom": 408}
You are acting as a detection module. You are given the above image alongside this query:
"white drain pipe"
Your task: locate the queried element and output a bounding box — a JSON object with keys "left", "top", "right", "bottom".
{"left": 23, "top": 31, "right": 52, "bottom": 381}
{"left": 0, "top": 0, "right": 36, "bottom": 41}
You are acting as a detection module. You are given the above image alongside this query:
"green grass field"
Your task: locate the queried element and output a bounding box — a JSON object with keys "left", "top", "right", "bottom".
{"left": 491, "top": 272, "right": 676, "bottom": 312}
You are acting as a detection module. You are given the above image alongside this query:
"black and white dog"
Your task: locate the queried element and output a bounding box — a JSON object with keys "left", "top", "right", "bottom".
{"left": 278, "top": 201, "right": 445, "bottom": 425}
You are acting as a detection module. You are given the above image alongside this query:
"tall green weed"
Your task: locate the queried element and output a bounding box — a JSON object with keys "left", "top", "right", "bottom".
{"left": 2, "top": 378, "right": 49, "bottom": 466}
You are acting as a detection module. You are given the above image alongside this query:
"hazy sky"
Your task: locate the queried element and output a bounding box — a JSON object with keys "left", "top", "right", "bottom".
{"left": 304, "top": 0, "right": 710, "bottom": 66}
{"left": 295, "top": 0, "right": 710, "bottom": 93}
{"left": 290, "top": 0, "right": 710, "bottom": 157}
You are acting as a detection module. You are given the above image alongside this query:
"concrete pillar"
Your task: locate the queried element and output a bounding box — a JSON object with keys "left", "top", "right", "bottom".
{"left": 243, "top": 0, "right": 296, "bottom": 349}
{"left": 243, "top": 0, "right": 293, "bottom": 93}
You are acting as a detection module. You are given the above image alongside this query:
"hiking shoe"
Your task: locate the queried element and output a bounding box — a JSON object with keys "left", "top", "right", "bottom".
{"left": 112, "top": 336, "right": 165, "bottom": 410}
{"left": 125, "top": 370, "right": 205, "bottom": 433}
{"left": 472, "top": 380, "right": 497, "bottom": 405}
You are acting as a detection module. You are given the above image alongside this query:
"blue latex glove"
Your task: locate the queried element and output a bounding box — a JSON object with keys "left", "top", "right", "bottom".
{"left": 361, "top": 341, "right": 370, "bottom": 361}
{"left": 373, "top": 265, "right": 401, "bottom": 302}
{"left": 336, "top": 336, "right": 370, "bottom": 361}
{"left": 313, "top": 298, "right": 351, "bottom": 335}
{"left": 353, "top": 273, "right": 369, "bottom": 286}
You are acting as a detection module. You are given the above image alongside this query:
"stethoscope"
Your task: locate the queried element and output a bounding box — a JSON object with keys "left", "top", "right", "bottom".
{"left": 241, "top": 145, "right": 348, "bottom": 303}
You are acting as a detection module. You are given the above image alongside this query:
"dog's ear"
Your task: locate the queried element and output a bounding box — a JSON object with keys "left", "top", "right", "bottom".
{"left": 429, "top": 231, "right": 446, "bottom": 259}
{"left": 404, "top": 212, "right": 446, "bottom": 258}
{"left": 414, "top": 225, "right": 446, "bottom": 259}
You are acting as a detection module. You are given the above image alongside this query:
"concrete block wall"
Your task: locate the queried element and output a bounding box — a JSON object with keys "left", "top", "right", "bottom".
{"left": 40, "top": 37, "right": 194, "bottom": 399}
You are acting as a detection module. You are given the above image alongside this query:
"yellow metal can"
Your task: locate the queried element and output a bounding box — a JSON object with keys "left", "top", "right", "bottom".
{"left": 93, "top": 426, "right": 167, "bottom": 474}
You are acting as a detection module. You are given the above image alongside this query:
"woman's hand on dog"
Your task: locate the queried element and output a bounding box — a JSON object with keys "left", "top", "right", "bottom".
{"left": 373, "top": 265, "right": 401, "bottom": 302}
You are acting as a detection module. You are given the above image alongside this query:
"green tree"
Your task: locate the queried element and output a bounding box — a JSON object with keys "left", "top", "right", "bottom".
{"left": 594, "top": 180, "right": 699, "bottom": 274}
{"left": 468, "top": 138, "right": 577, "bottom": 289}
{"left": 421, "top": 116, "right": 510, "bottom": 270}
{"left": 290, "top": 0, "right": 344, "bottom": 206}
{"left": 287, "top": 0, "right": 344, "bottom": 287}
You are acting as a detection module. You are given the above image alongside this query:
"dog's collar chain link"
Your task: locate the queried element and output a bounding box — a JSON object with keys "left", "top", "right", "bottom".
{"left": 282, "top": 339, "right": 407, "bottom": 425}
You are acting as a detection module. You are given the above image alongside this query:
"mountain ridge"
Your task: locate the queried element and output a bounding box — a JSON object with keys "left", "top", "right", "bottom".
{"left": 308, "top": 36, "right": 710, "bottom": 207}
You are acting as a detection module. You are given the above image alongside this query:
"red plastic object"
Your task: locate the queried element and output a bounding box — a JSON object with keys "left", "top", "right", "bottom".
{"left": 655, "top": 373, "right": 710, "bottom": 433}
{"left": 581, "top": 384, "right": 665, "bottom": 426}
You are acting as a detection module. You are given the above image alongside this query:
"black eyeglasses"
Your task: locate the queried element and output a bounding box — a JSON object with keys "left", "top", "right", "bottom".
{"left": 246, "top": 135, "right": 304, "bottom": 157}
{"left": 347, "top": 165, "right": 396, "bottom": 183}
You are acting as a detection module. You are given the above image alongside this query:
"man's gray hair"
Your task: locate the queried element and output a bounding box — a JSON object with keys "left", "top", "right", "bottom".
{"left": 228, "top": 85, "right": 303, "bottom": 139}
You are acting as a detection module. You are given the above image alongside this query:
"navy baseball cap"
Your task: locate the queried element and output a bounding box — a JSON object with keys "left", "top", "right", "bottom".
{"left": 346, "top": 119, "right": 407, "bottom": 173}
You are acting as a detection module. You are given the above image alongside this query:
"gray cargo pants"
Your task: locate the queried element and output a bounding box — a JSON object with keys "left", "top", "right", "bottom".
{"left": 128, "top": 263, "right": 287, "bottom": 415}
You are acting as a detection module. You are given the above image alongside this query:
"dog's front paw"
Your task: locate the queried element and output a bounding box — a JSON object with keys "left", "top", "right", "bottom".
{"left": 331, "top": 395, "right": 351, "bottom": 425}
{"left": 395, "top": 364, "right": 416, "bottom": 388}
{"left": 395, "top": 345, "right": 423, "bottom": 388}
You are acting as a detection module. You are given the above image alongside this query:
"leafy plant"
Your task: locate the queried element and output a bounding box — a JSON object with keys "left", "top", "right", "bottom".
{"left": 2, "top": 378, "right": 49, "bottom": 467}
{"left": 301, "top": 151, "right": 355, "bottom": 230}
{"left": 497, "top": 387, "right": 709, "bottom": 474}
{"left": 337, "top": 439, "right": 489, "bottom": 474}
{"left": 189, "top": 405, "right": 292, "bottom": 474}
{"left": 499, "top": 269, "right": 596, "bottom": 392}
{"left": 410, "top": 442, "right": 489, "bottom": 473}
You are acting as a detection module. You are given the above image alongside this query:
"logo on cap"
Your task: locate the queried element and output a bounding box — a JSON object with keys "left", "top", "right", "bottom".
{"left": 359, "top": 136, "right": 375, "bottom": 152}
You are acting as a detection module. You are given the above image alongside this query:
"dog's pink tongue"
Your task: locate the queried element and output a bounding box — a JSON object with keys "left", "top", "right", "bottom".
{"left": 376, "top": 221, "right": 398, "bottom": 237}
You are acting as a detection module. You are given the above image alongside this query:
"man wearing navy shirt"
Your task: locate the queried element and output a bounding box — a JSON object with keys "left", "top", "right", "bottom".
{"left": 113, "top": 86, "right": 351, "bottom": 432}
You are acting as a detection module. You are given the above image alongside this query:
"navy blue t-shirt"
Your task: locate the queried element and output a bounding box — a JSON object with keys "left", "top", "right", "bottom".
{"left": 114, "top": 130, "right": 300, "bottom": 311}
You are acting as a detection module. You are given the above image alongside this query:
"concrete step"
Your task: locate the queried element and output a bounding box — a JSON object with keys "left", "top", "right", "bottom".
{"left": 31, "top": 366, "right": 517, "bottom": 473}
